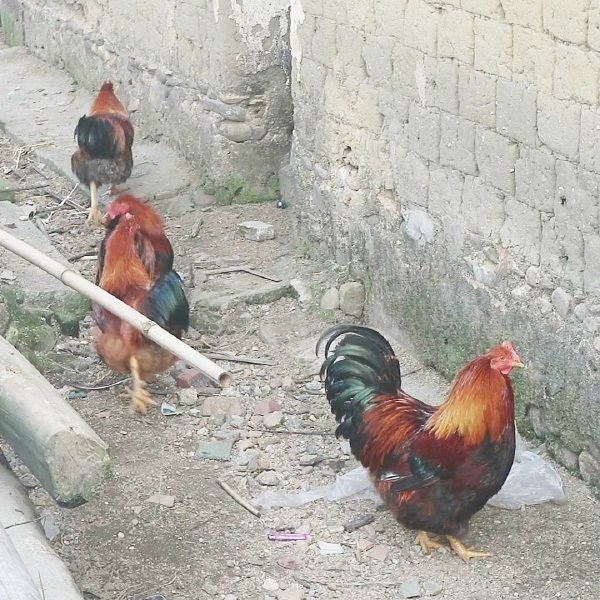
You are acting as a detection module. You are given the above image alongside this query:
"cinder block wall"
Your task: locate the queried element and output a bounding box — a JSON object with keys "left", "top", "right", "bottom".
{"left": 0, "top": 0, "right": 293, "bottom": 197}
{"left": 285, "top": 0, "right": 600, "bottom": 490}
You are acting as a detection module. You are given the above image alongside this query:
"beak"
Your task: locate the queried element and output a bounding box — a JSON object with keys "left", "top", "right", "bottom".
{"left": 512, "top": 361, "right": 525, "bottom": 369}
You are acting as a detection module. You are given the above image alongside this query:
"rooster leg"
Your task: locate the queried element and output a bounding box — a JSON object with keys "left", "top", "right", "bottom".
{"left": 102, "top": 184, "right": 130, "bottom": 197}
{"left": 120, "top": 356, "right": 157, "bottom": 414}
{"left": 414, "top": 531, "right": 442, "bottom": 554}
{"left": 86, "top": 181, "right": 103, "bottom": 225}
{"left": 446, "top": 536, "right": 492, "bottom": 563}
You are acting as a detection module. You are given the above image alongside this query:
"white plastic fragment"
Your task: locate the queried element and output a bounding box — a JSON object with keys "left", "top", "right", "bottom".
{"left": 318, "top": 541, "right": 344, "bottom": 555}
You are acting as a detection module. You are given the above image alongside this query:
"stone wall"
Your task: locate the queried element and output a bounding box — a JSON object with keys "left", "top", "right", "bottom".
{"left": 284, "top": 0, "right": 600, "bottom": 490}
{"left": 0, "top": 0, "right": 293, "bottom": 198}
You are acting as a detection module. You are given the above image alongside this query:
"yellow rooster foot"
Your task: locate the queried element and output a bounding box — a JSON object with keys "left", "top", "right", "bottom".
{"left": 414, "top": 531, "right": 442, "bottom": 554}
{"left": 120, "top": 382, "right": 157, "bottom": 414}
{"left": 102, "top": 185, "right": 130, "bottom": 197}
{"left": 86, "top": 208, "right": 104, "bottom": 226}
{"left": 446, "top": 536, "right": 493, "bottom": 564}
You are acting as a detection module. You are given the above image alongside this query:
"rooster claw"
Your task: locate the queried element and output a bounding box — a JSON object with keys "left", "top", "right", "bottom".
{"left": 102, "top": 185, "right": 129, "bottom": 197}
{"left": 119, "top": 385, "right": 157, "bottom": 415}
{"left": 446, "top": 536, "right": 493, "bottom": 563}
{"left": 414, "top": 531, "right": 442, "bottom": 554}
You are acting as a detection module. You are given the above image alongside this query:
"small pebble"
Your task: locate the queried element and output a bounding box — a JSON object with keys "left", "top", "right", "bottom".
{"left": 366, "top": 544, "right": 390, "bottom": 562}
{"left": 422, "top": 581, "right": 443, "bottom": 596}
{"left": 401, "top": 578, "right": 421, "bottom": 598}
{"left": 263, "top": 411, "right": 284, "bottom": 428}
{"left": 262, "top": 578, "right": 280, "bottom": 591}
{"left": 257, "top": 471, "right": 279, "bottom": 486}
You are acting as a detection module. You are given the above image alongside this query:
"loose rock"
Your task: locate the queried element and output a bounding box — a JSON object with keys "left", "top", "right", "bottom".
{"left": 339, "top": 282, "right": 365, "bottom": 317}
{"left": 277, "top": 590, "right": 305, "bottom": 600}
{"left": 262, "top": 578, "right": 280, "bottom": 591}
{"left": 401, "top": 578, "right": 421, "bottom": 598}
{"left": 177, "top": 388, "right": 198, "bottom": 406}
{"left": 551, "top": 287, "right": 573, "bottom": 319}
{"left": 263, "top": 411, "right": 284, "bottom": 428}
{"left": 257, "top": 471, "right": 279, "bottom": 486}
{"left": 366, "top": 544, "right": 390, "bottom": 561}
{"left": 238, "top": 220, "right": 275, "bottom": 241}
{"left": 579, "top": 451, "right": 600, "bottom": 485}
{"left": 146, "top": 494, "right": 176, "bottom": 508}
{"left": 320, "top": 287, "right": 340, "bottom": 310}
{"left": 422, "top": 581, "right": 443, "bottom": 596}
{"left": 254, "top": 399, "right": 282, "bottom": 416}
{"left": 201, "top": 396, "right": 244, "bottom": 417}
{"left": 356, "top": 539, "right": 374, "bottom": 551}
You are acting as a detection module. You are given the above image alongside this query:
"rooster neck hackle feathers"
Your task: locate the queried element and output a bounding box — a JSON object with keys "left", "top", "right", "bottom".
{"left": 425, "top": 356, "right": 515, "bottom": 446}
{"left": 89, "top": 81, "right": 128, "bottom": 117}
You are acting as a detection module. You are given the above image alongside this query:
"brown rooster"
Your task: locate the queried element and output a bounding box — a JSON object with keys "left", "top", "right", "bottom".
{"left": 318, "top": 325, "right": 523, "bottom": 563}
{"left": 71, "top": 81, "right": 134, "bottom": 225}
{"left": 93, "top": 197, "right": 188, "bottom": 413}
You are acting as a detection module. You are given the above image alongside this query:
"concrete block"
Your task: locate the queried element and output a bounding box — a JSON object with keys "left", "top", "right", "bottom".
{"left": 581, "top": 108, "right": 600, "bottom": 174}
{"left": 440, "top": 114, "right": 478, "bottom": 176}
{"left": 391, "top": 44, "right": 424, "bottom": 100}
{"left": 554, "top": 161, "right": 599, "bottom": 233}
{"left": 363, "top": 35, "right": 394, "bottom": 83}
{"left": 438, "top": 8, "right": 474, "bottom": 64}
{"left": 458, "top": 66, "right": 496, "bottom": 127}
{"left": 541, "top": 217, "right": 585, "bottom": 289}
{"left": 512, "top": 27, "right": 555, "bottom": 95}
{"left": 323, "top": 0, "right": 347, "bottom": 22}
{"left": 374, "top": 0, "right": 407, "bottom": 37}
{"left": 302, "top": 0, "right": 324, "bottom": 17}
{"left": 496, "top": 79, "right": 537, "bottom": 146}
{"left": 429, "top": 165, "right": 464, "bottom": 217}
{"left": 424, "top": 56, "right": 459, "bottom": 114}
{"left": 544, "top": 0, "right": 590, "bottom": 45}
{"left": 461, "top": 0, "right": 504, "bottom": 18}
{"left": 404, "top": 0, "right": 440, "bottom": 55}
{"left": 351, "top": 83, "right": 383, "bottom": 133}
{"left": 336, "top": 25, "right": 364, "bottom": 67}
{"left": 541, "top": 162, "right": 600, "bottom": 287}
{"left": 590, "top": 0, "right": 600, "bottom": 52}
{"left": 391, "top": 148, "right": 430, "bottom": 207}
{"left": 408, "top": 103, "right": 441, "bottom": 162}
{"left": 537, "top": 94, "right": 581, "bottom": 161}
{"left": 474, "top": 17, "right": 513, "bottom": 78}
{"left": 584, "top": 234, "right": 600, "bottom": 294}
{"left": 475, "top": 128, "right": 518, "bottom": 195}
{"left": 515, "top": 146, "right": 556, "bottom": 212}
{"left": 347, "top": 0, "right": 376, "bottom": 34}
{"left": 554, "top": 42, "right": 600, "bottom": 105}
{"left": 461, "top": 176, "right": 506, "bottom": 240}
{"left": 501, "top": 0, "right": 543, "bottom": 29}
{"left": 312, "top": 18, "right": 337, "bottom": 68}
{"left": 500, "top": 198, "right": 542, "bottom": 265}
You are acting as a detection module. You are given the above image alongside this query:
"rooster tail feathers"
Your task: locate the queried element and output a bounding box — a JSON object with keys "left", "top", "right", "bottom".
{"left": 143, "top": 270, "right": 190, "bottom": 336}
{"left": 75, "top": 116, "right": 119, "bottom": 159}
{"left": 318, "top": 325, "right": 402, "bottom": 440}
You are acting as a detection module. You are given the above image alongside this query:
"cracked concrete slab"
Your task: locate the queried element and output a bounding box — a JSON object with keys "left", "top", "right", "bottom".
{"left": 0, "top": 45, "right": 195, "bottom": 204}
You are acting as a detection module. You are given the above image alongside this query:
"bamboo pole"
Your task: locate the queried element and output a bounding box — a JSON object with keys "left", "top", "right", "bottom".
{"left": 0, "top": 228, "right": 232, "bottom": 388}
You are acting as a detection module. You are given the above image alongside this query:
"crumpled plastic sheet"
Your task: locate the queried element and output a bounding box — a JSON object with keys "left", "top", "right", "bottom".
{"left": 252, "top": 430, "right": 567, "bottom": 511}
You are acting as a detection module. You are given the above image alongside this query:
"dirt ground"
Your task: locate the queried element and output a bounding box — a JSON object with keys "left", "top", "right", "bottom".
{"left": 1, "top": 130, "right": 600, "bottom": 600}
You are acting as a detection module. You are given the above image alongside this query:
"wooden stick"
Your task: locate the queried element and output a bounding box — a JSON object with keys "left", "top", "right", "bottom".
{"left": 217, "top": 480, "right": 261, "bottom": 517}
{"left": 202, "top": 352, "right": 274, "bottom": 366}
{"left": 0, "top": 228, "right": 232, "bottom": 388}
{"left": 204, "top": 266, "right": 282, "bottom": 283}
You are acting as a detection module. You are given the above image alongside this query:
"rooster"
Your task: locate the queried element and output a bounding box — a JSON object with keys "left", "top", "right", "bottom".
{"left": 100, "top": 194, "right": 173, "bottom": 282}
{"left": 71, "top": 81, "right": 134, "bottom": 226}
{"left": 93, "top": 198, "right": 188, "bottom": 413}
{"left": 318, "top": 325, "right": 523, "bottom": 563}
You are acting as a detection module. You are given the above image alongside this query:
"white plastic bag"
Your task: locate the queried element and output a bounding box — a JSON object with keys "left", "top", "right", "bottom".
{"left": 487, "top": 431, "right": 566, "bottom": 509}
{"left": 252, "top": 430, "right": 566, "bottom": 511}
